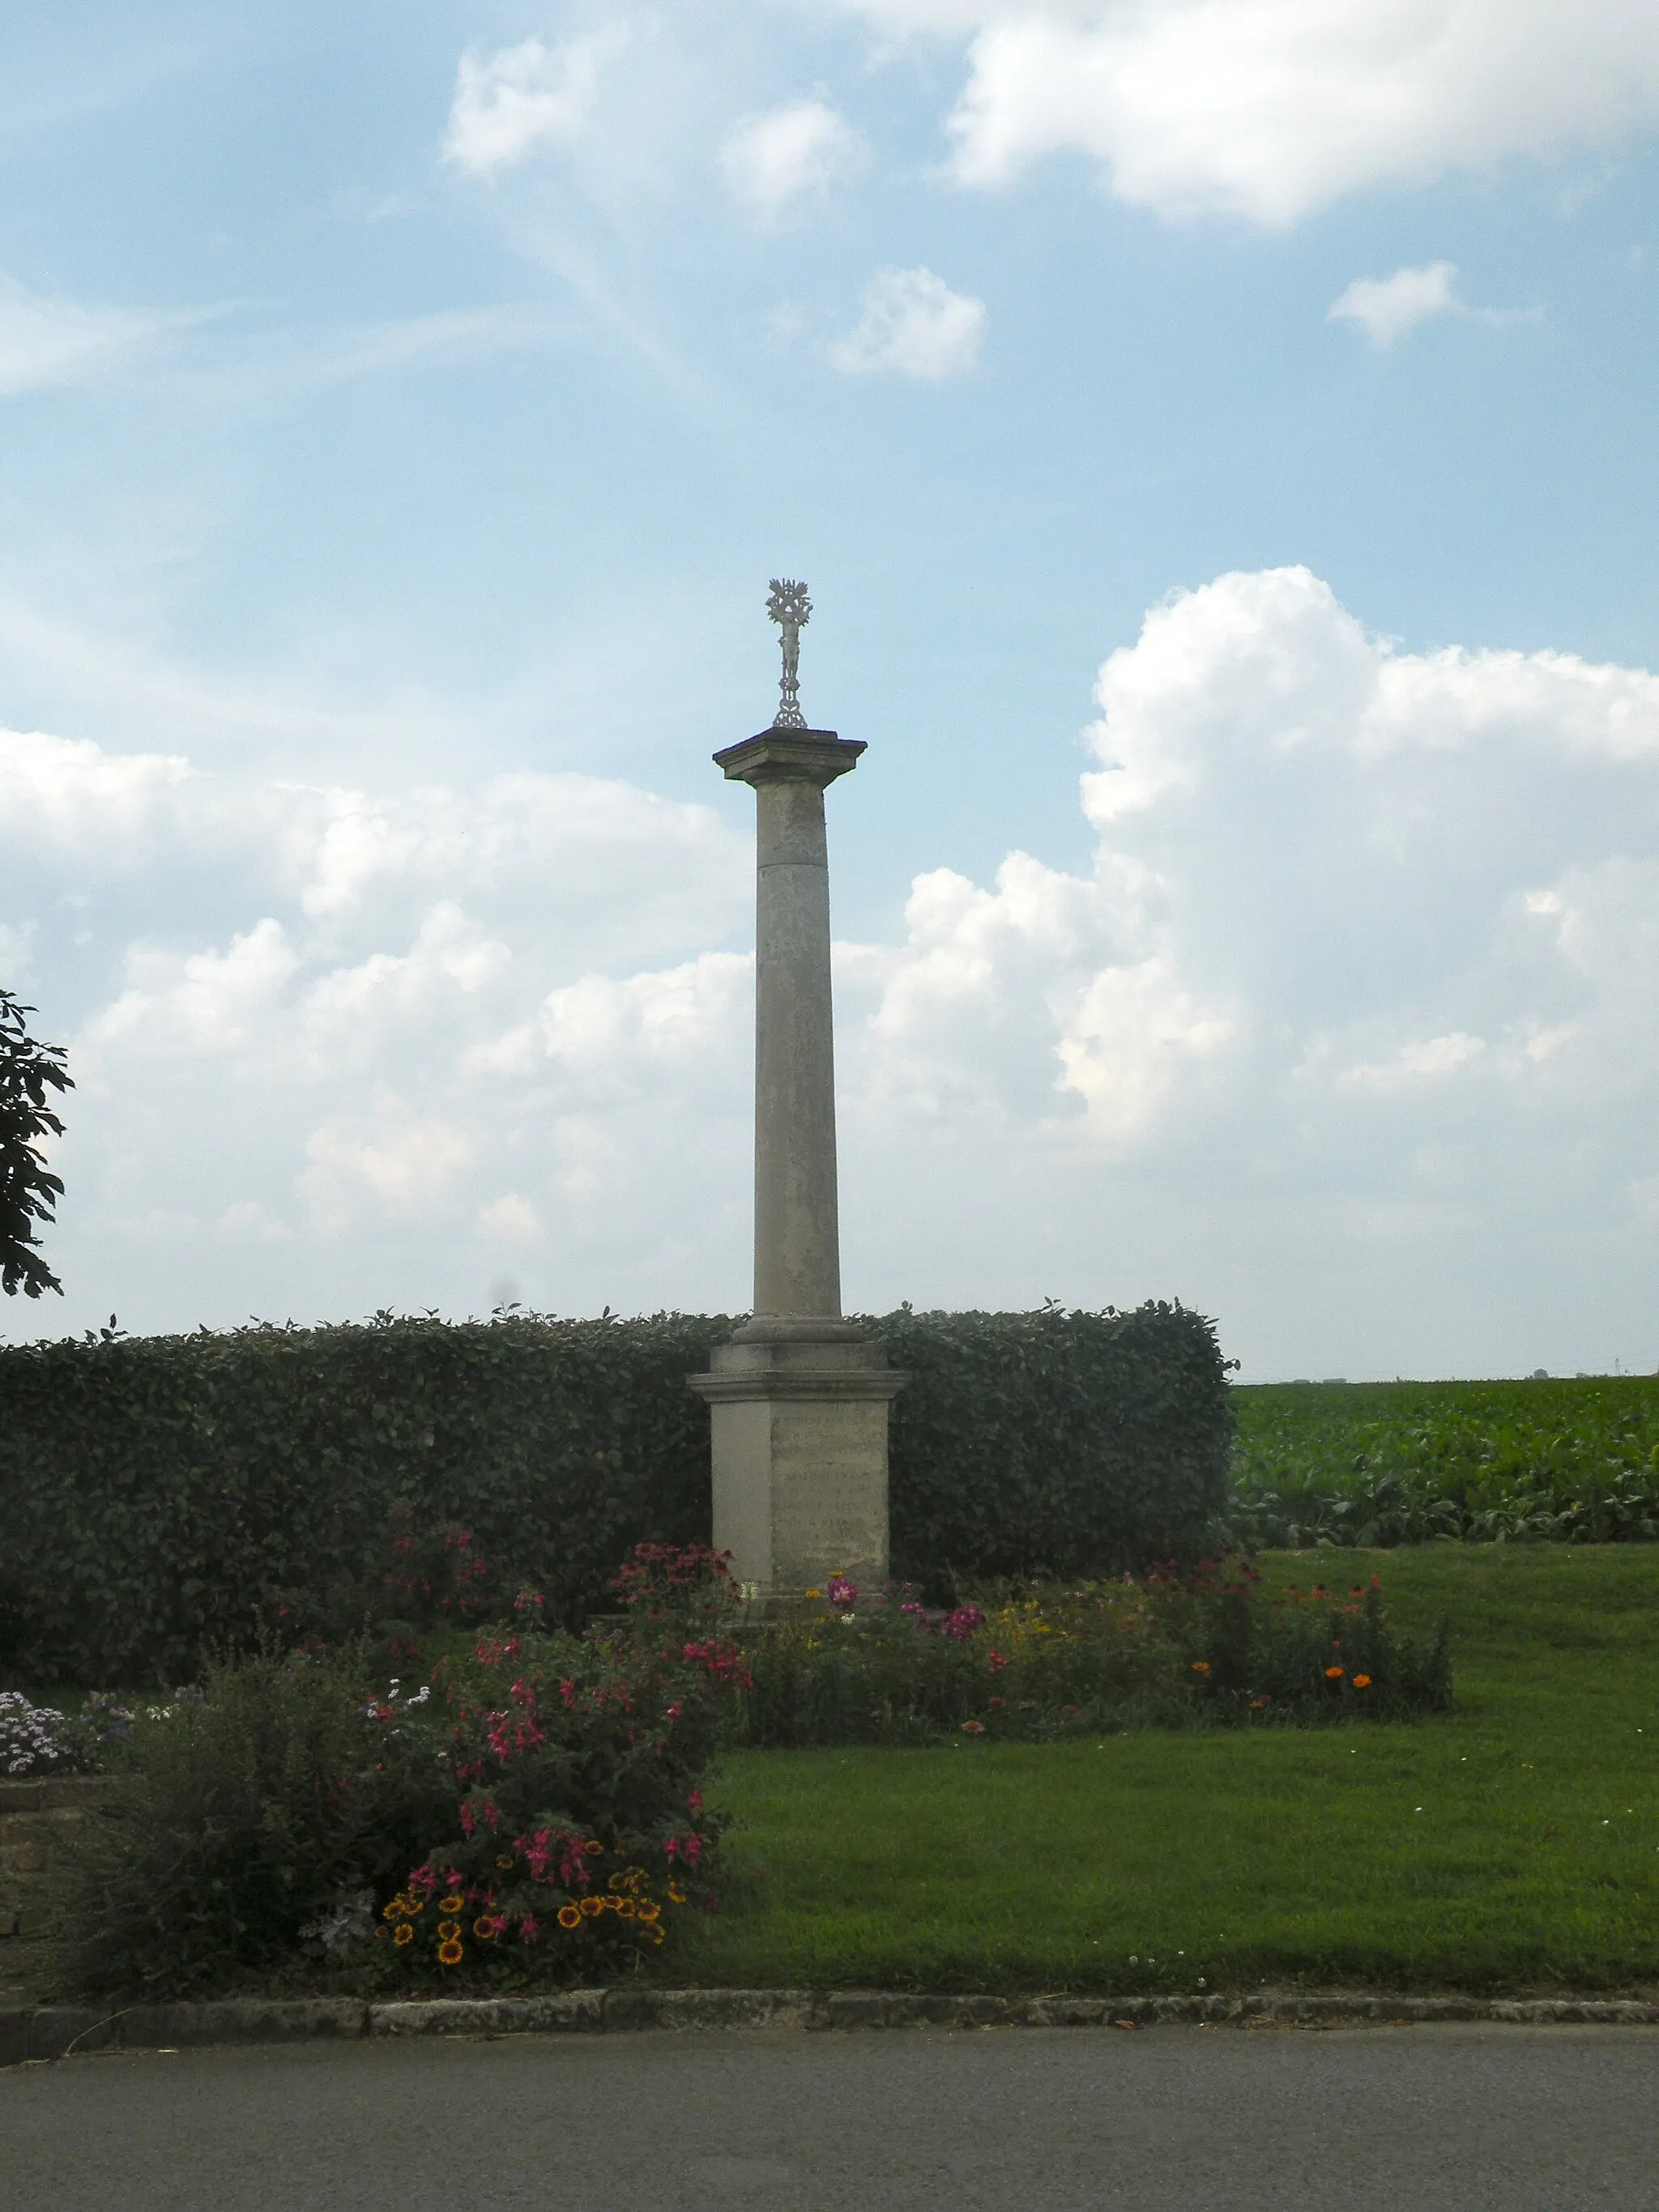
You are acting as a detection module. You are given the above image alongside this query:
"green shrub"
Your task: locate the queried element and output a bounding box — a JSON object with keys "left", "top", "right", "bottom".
{"left": 732, "top": 1562, "right": 1452, "bottom": 1746}
{"left": 54, "top": 1651, "right": 452, "bottom": 1999}
{"left": 0, "top": 1302, "right": 1232, "bottom": 1685}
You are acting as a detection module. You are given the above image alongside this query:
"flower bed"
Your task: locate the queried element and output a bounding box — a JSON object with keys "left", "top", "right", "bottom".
{"left": 30, "top": 1545, "right": 1451, "bottom": 2001}
{"left": 48, "top": 1546, "right": 747, "bottom": 2001}
{"left": 733, "top": 1559, "right": 1452, "bottom": 1746}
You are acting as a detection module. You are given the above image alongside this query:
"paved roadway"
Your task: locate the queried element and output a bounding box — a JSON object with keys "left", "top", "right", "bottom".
{"left": 3, "top": 2024, "right": 1657, "bottom": 2211}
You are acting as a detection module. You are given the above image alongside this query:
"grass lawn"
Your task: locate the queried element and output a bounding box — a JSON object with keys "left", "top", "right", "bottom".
{"left": 675, "top": 1546, "right": 1659, "bottom": 1995}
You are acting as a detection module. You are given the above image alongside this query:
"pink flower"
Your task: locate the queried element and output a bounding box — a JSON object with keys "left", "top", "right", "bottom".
{"left": 826, "top": 1575, "right": 858, "bottom": 1607}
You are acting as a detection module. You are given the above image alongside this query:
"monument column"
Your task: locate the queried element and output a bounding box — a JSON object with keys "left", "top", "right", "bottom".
{"left": 689, "top": 581, "right": 904, "bottom": 1597}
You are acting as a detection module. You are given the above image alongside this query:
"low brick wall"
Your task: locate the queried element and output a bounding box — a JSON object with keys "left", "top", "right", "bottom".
{"left": 0, "top": 1776, "right": 110, "bottom": 1941}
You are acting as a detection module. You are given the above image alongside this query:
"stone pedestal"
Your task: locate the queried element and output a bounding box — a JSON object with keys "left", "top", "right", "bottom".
{"left": 689, "top": 726, "right": 905, "bottom": 1597}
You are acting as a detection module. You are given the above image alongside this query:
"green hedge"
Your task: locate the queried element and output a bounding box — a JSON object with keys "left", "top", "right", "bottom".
{"left": 0, "top": 1303, "right": 1232, "bottom": 1685}
{"left": 884, "top": 1303, "right": 1235, "bottom": 1585}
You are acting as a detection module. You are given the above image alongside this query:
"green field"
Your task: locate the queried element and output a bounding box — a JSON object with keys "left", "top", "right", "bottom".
{"left": 1226, "top": 1375, "right": 1659, "bottom": 1545}
{"left": 676, "top": 1546, "right": 1659, "bottom": 1995}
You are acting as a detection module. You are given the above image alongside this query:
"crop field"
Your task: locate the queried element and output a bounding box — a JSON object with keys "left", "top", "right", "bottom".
{"left": 1226, "top": 1375, "right": 1659, "bottom": 1546}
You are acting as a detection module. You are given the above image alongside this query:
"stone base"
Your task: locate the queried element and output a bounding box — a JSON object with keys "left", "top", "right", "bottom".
{"left": 688, "top": 1335, "right": 906, "bottom": 1598}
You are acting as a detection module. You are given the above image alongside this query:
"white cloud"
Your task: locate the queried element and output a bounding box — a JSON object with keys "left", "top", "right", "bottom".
{"left": 0, "top": 275, "right": 195, "bottom": 397}
{"left": 1328, "top": 260, "right": 1462, "bottom": 346}
{"left": 479, "top": 1192, "right": 543, "bottom": 1244}
{"left": 9, "top": 569, "right": 1659, "bottom": 1374}
{"left": 835, "top": 0, "right": 1659, "bottom": 224}
{"left": 441, "top": 31, "right": 629, "bottom": 177}
{"left": 300, "top": 1110, "right": 477, "bottom": 1233}
{"left": 719, "top": 97, "right": 865, "bottom": 218}
{"left": 831, "top": 266, "right": 985, "bottom": 381}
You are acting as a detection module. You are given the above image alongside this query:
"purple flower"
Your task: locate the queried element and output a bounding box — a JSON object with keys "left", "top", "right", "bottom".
{"left": 943, "top": 1605, "right": 985, "bottom": 1641}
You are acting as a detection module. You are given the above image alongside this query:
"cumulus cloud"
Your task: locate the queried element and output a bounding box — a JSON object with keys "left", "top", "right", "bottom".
{"left": 1328, "top": 261, "right": 1462, "bottom": 346}
{"left": 1328, "top": 261, "right": 1538, "bottom": 345}
{"left": 441, "top": 31, "right": 629, "bottom": 176}
{"left": 834, "top": 0, "right": 1659, "bottom": 224}
{"left": 720, "top": 97, "right": 865, "bottom": 218}
{"left": 830, "top": 565, "right": 1659, "bottom": 1370}
{"left": 831, "top": 266, "right": 985, "bottom": 380}
{"left": 8, "top": 569, "right": 1659, "bottom": 1373}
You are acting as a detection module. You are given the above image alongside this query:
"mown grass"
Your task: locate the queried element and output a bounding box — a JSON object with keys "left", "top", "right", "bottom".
{"left": 676, "top": 1546, "right": 1659, "bottom": 1995}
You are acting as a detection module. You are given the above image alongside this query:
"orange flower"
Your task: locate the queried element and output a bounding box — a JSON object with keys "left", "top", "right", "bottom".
{"left": 1324, "top": 1666, "right": 1344, "bottom": 1679}
{"left": 437, "top": 1919, "right": 461, "bottom": 1941}
{"left": 557, "top": 1903, "right": 582, "bottom": 1929}
{"left": 580, "top": 1896, "right": 604, "bottom": 1917}
{"left": 394, "top": 1923, "right": 415, "bottom": 1946}
{"left": 584, "top": 1839, "right": 604, "bottom": 1857}
{"left": 1248, "top": 1696, "right": 1269, "bottom": 1709}
{"left": 437, "top": 1937, "right": 464, "bottom": 1966}
{"left": 638, "top": 1902, "right": 661, "bottom": 1924}
{"left": 473, "top": 1916, "right": 499, "bottom": 1940}
{"left": 1353, "top": 1673, "right": 1372, "bottom": 1689}
{"left": 439, "top": 1895, "right": 464, "bottom": 1914}
{"left": 1191, "top": 1661, "right": 1210, "bottom": 1675}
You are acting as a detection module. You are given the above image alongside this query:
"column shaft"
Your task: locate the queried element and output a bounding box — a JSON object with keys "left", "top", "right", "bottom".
{"left": 753, "top": 778, "right": 840, "bottom": 1321}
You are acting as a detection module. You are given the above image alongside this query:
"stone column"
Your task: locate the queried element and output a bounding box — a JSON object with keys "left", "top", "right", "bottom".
{"left": 689, "top": 727, "right": 905, "bottom": 1599}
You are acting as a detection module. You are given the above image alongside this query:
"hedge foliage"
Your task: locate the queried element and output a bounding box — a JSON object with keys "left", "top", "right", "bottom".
{"left": 0, "top": 1302, "right": 1232, "bottom": 1686}
{"left": 883, "top": 1303, "right": 1235, "bottom": 1586}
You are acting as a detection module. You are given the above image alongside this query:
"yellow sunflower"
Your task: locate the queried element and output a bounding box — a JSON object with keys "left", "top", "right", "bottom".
{"left": 579, "top": 1896, "right": 604, "bottom": 1917}
{"left": 437, "top": 1937, "right": 464, "bottom": 1966}
{"left": 557, "top": 1904, "right": 582, "bottom": 1929}
{"left": 439, "top": 1894, "right": 465, "bottom": 1913}
{"left": 473, "top": 1916, "right": 499, "bottom": 1940}
{"left": 437, "top": 1919, "right": 461, "bottom": 1941}
{"left": 638, "top": 1903, "right": 661, "bottom": 1924}
{"left": 394, "top": 1924, "right": 415, "bottom": 1947}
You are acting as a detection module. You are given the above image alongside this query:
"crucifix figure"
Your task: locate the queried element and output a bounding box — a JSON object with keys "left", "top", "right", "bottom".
{"left": 766, "top": 577, "right": 811, "bottom": 729}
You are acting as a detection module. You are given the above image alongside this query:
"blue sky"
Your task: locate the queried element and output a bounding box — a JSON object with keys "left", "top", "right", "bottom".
{"left": 4, "top": 2, "right": 1659, "bottom": 1377}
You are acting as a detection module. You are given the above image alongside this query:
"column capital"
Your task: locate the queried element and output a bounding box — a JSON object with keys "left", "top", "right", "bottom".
{"left": 714, "top": 729, "right": 866, "bottom": 787}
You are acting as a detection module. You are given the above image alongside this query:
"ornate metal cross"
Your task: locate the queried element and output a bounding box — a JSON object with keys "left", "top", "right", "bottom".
{"left": 766, "top": 577, "right": 811, "bottom": 729}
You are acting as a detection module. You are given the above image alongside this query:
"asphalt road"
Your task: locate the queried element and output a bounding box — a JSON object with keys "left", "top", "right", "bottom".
{"left": 3, "top": 2024, "right": 1657, "bottom": 2211}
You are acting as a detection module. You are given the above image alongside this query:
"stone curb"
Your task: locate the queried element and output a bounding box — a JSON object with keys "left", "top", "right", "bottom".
{"left": 4, "top": 1987, "right": 1657, "bottom": 2066}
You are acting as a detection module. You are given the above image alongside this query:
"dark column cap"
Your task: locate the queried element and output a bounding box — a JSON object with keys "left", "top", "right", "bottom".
{"left": 714, "top": 730, "right": 866, "bottom": 786}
